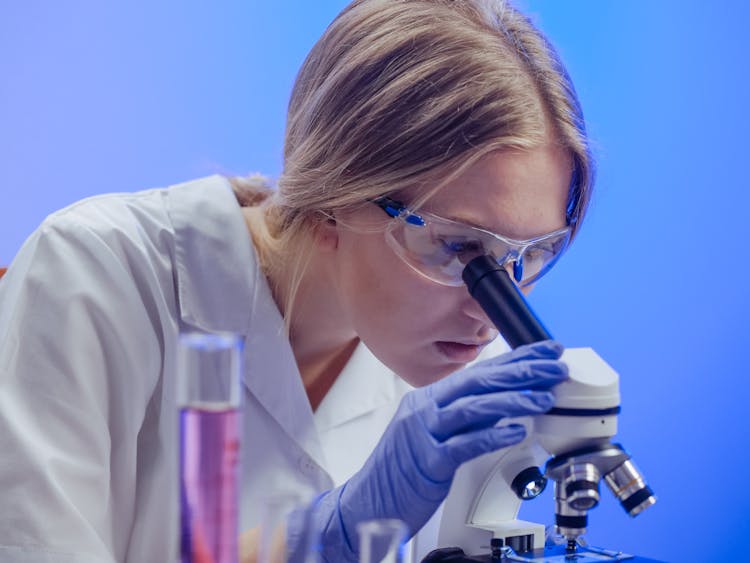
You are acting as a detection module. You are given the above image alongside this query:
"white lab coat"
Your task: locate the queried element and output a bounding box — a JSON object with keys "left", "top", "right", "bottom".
{"left": 0, "top": 176, "right": 418, "bottom": 562}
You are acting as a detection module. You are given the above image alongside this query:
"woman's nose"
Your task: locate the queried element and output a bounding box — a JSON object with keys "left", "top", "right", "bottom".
{"left": 458, "top": 287, "right": 498, "bottom": 339}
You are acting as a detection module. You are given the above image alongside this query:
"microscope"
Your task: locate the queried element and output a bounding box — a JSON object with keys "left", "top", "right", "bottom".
{"left": 421, "top": 255, "right": 659, "bottom": 562}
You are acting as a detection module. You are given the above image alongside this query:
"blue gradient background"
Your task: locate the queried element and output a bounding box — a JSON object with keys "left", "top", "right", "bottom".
{"left": 1, "top": 2, "right": 748, "bottom": 562}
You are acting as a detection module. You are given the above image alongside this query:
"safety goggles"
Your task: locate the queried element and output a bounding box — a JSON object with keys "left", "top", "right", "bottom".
{"left": 373, "top": 196, "right": 571, "bottom": 288}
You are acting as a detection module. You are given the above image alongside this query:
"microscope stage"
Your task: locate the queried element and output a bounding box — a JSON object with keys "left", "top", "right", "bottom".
{"left": 506, "top": 545, "right": 665, "bottom": 562}
{"left": 422, "top": 544, "right": 666, "bottom": 562}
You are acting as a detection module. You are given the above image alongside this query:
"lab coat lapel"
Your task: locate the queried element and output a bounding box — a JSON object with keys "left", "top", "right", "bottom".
{"left": 243, "top": 266, "right": 329, "bottom": 471}
{"left": 315, "top": 342, "right": 406, "bottom": 433}
{"left": 168, "top": 175, "right": 328, "bottom": 471}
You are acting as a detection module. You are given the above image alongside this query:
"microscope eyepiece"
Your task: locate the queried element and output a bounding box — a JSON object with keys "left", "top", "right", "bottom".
{"left": 461, "top": 255, "right": 551, "bottom": 348}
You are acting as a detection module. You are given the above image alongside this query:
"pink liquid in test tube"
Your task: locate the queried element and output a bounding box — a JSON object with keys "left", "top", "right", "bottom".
{"left": 178, "top": 332, "right": 242, "bottom": 563}
{"left": 180, "top": 406, "right": 240, "bottom": 563}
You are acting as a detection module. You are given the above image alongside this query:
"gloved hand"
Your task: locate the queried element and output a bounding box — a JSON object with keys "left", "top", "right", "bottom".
{"left": 288, "top": 340, "right": 568, "bottom": 562}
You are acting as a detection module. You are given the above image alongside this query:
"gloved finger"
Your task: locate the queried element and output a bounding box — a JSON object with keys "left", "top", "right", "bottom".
{"left": 491, "top": 340, "right": 564, "bottom": 365}
{"left": 425, "top": 390, "right": 554, "bottom": 441}
{"left": 430, "top": 424, "right": 528, "bottom": 481}
{"left": 430, "top": 358, "right": 567, "bottom": 406}
{"left": 429, "top": 339, "right": 564, "bottom": 404}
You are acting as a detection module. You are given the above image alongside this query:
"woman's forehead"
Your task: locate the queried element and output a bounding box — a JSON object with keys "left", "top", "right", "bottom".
{"left": 396, "top": 147, "right": 570, "bottom": 235}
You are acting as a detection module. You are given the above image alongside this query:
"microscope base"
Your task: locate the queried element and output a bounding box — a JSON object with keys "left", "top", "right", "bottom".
{"left": 421, "top": 544, "right": 666, "bottom": 562}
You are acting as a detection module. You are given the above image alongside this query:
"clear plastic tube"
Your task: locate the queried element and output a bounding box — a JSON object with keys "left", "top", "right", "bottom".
{"left": 257, "top": 492, "right": 313, "bottom": 563}
{"left": 178, "top": 332, "right": 243, "bottom": 563}
{"left": 357, "top": 519, "right": 408, "bottom": 563}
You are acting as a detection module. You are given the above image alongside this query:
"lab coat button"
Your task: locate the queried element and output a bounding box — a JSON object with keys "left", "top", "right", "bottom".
{"left": 297, "top": 456, "right": 315, "bottom": 475}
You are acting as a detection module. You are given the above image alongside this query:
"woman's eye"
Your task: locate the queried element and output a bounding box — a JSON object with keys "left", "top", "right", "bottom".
{"left": 524, "top": 247, "right": 543, "bottom": 261}
{"left": 438, "top": 237, "right": 483, "bottom": 255}
{"left": 525, "top": 246, "right": 553, "bottom": 263}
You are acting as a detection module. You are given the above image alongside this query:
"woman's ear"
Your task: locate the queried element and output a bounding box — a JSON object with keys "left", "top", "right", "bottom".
{"left": 313, "top": 215, "right": 339, "bottom": 252}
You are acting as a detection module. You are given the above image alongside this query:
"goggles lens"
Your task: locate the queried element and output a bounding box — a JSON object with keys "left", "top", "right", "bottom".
{"left": 378, "top": 200, "right": 570, "bottom": 287}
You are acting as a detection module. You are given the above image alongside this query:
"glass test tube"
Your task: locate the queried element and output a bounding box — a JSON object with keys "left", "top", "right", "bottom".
{"left": 257, "top": 492, "right": 307, "bottom": 563}
{"left": 357, "top": 519, "right": 408, "bottom": 563}
{"left": 178, "top": 332, "right": 242, "bottom": 563}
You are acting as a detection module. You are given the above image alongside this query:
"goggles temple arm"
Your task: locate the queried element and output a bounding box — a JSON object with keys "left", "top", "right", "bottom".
{"left": 372, "top": 197, "right": 425, "bottom": 226}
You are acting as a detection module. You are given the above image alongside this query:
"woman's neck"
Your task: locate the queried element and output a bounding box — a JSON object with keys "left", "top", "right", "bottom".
{"left": 296, "top": 336, "right": 359, "bottom": 410}
{"left": 266, "top": 253, "right": 357, "bottom": 409}
{"left": 242, "top": 208, "right": 358, "bottom": 410}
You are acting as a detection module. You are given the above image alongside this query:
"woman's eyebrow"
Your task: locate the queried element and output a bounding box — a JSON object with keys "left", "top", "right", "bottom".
{"left": 448, "top": 214, "right": 493, "bottom": 232}
{"left": 422, "top": 207, "right": 496, "bottom": 233}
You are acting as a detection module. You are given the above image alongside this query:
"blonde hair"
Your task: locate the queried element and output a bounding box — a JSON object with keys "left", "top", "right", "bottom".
{"left": 232, "top": 0, "right": 594, "bottom": 319}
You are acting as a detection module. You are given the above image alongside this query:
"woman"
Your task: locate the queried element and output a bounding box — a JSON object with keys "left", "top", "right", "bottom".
{"left": 0, "top": 0, "right": 593, "bottom": 561}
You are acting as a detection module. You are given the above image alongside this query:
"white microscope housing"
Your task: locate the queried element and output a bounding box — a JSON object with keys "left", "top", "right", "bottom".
{"left": 434, "top": 347, "right": 656, "bottom": 559}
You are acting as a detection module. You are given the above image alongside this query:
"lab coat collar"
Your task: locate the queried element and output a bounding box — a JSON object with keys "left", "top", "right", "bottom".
{"left": 166, "top": 176, "right": 328, "bottom": 470}
{"left": 166, "top": 175, "right": 256, "bottom": 335}
{"left": 243, "top": 252, "right": 329, "bottom": 471}
{"left": 315, "top": 342, "right": 411, "bottom": 433}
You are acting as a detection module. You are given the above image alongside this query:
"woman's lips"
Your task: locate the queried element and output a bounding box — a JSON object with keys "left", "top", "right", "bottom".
{"left": 435, "top": 341, "right": 485, "bottom": 363}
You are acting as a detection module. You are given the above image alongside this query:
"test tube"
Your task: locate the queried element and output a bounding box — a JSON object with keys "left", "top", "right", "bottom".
{"left": 357, "top": 519, "right": 408, "bottom": 563}
{"left": 178, "top": 332, "right": 243, "bottom": 563}
{"left": 257, "top": 493, "right": 301, "bottom": 563}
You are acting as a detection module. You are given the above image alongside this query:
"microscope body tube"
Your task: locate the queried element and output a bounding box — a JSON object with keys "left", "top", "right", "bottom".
{"left": 461, "top": 255, "right": 551, "bottom": 348}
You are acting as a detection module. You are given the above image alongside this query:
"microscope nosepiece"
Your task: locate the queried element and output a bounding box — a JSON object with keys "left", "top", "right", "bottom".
{"left": 604, "top": 459, "right": 656, "bottom": 517}
{"left": 553, "top": 478, "right": 589, "bottom": 542}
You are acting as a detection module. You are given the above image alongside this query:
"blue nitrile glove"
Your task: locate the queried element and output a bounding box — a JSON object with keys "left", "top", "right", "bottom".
{"left": 288, "top": 340, "right": 568, "bottom": 563}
